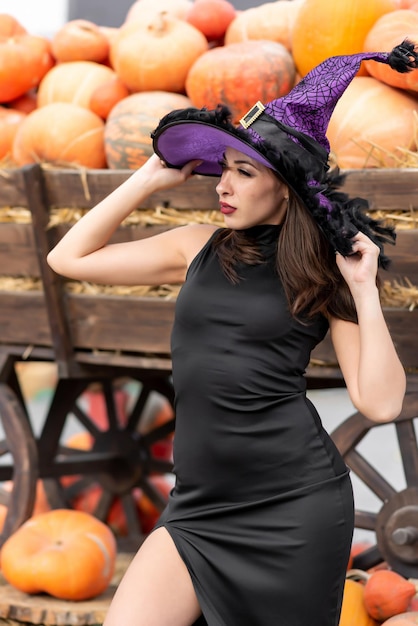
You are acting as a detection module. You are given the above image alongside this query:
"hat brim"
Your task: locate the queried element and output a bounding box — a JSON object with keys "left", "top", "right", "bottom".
{"left": 152, "top": 120, "right": 275, "bottom": 177}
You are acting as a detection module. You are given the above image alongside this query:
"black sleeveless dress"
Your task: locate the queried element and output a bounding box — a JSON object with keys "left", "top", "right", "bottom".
{"left": 156, "top": 225, "right": 354, "bottom": 626}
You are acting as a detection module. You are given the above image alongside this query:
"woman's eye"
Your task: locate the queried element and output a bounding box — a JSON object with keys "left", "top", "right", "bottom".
{"left": 238, "top": 168, "right": 252, "bottom": 177}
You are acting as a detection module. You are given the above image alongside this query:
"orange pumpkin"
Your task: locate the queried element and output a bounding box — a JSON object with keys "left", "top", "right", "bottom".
{"left": 339, "top": 579, "right": 379, "bottom": 626}
{"left": 291, "top": 0, "right": 398, "bottom": 77}
{"left": 0, "top": 106, "right": 26, "bottom": 161}
{"left": 0, "top": 13, "right": 27, "bottom": 36}
{"left": 186, "top": 0, "right": 236, "bottom": 42}
{"left": 363, "top": 570, "right": 417, "bottom": 621}
{"left": 327, "top": 76, "right": 418, "bottom": 168}
{"left": 224, "top": 0, "right": 304, "bottom": 50}
{"left": 363, "top": 10, "right": 418, "bottom": 92}
{"left": 124, "top": 0, "right": 192, "bottom": 23}
{"left": 0, "top": 33, "right": 54, "bottom": 102}
{"left": 110, "top": 13, "right": 208, "bottom": 93}
{"left": 12, "top": 102, "right": 107, "bottom": 168}
{"left": 51, "top": 19, "right": 110, "bottom": 63}
{"left": 37, "top": 60, "right": 117, "bottom": 110}
{"left": 104, "top": 91, "right": 193, "bottom": 169}
{"left": 186, "top": 40, "right": 296, "bottom": 124}
{"left": 89, "top": 76, "right": 130, "bottom": 119}
{"left": 0, "top": 509, "right": 117, "bottom": 600}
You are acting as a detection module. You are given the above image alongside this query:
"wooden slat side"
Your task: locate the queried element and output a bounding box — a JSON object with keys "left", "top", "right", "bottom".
{"left": 38, "top": 167, "right": 418, "bottom": 212}
{"left": 384, "top": 230, "right": 418, "bottom": 286}
{"left": 340, "top": 169, "right": 418, "bottom": 211}
{"left": 0, "top": 169, "right": 27, "bottom": 207}
{"left": 42, "top": 169, "right": 220, "bottom": 210}
{"left": 311, "top": 309, "right": 418, "bottom": 370}
{"left": 65, "top": 294, "right": 176, "bottom": 355}
{"left": 0, "top": 291, "right": 51, "bottom": 346}
{"left": 0, "top": 224, "right": 38, "bottom": 277}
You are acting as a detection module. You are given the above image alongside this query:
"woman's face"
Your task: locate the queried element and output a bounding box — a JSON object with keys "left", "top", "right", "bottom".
{"left": 215, "top": 147, "right": 288, "bottom": 229}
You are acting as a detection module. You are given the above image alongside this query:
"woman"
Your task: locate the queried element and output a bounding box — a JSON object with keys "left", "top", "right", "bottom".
{"left": 47, "top": 43, "right": 414, "bottom": 626}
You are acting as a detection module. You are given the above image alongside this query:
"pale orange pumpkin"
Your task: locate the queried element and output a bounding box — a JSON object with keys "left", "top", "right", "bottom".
{"left": 291, "top": 0, "right": 398, "bottom": 77}
{"left": 111, "top": 13, "right": 208, "bottom": 93}
{"left": 124, "top": 0, "right": 193, "bottom": 23}
{"left": 51, "top": 19, "right": 110, "bottom": 63}
{"left": 186, "top": 40, "right": 296, "bottom": 123}
{"left": 37, "top": 60, "right": 118, "bottom": 110}
{"left": 339, "top": 579, "right": 379, "bottom": 626}
{"left": 224, "top": 0, "right": 304, "bottom": 50}
{"left": 0, "top": 509, "right": 117, "bottom": 600}
{"left": 0, "top": 13, "right": 27, "bottom": 36}
{"left": 380, "top": 613, "right": 418, "bottom": 625}
{"left": 12, "top": 102, "right": 107, "bottom": 168}
{"left": 327, "top": 76, "right": 418, "bottom": 169}
{"left": 0, "top": 106, "right": 26, "bottom": 161}
{"left": 363, "top": 570, "right": 417, "bottom": 621}
{"left": 363, "top": 10, "right": 418, "bottom": 92}
{"left": 89, "top": 77, "right": 130, "bottom": 119}
{"left": 0, "top": 33, "right": 54, "bottom": 102}
{"left": 104, "top": 91, "right": 193, "bottom": 169}
{"left": 186, "top": 0, "right": 236, "bottom": 42}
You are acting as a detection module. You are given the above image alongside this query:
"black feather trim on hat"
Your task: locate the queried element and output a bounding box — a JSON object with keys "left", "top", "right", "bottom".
{"left": 387, "top": 38, "right": 418, "bottom": 73}
{"left": 152, "top": 105, "right": 396, "bottom": 267}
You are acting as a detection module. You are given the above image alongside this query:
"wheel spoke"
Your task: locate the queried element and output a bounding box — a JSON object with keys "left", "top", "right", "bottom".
{"left": 126, "top": 385, "right": 151, "bottom": 432}
{"left": 93, "top": 489, "right": 114, "bottom": 522}
{"left": 354, "top": 509, "right": 378, "bottom": 531}
{"left": 103, "top": 381, "right": 119, "bottom": 430}
{"left": 120, "top": 492, "right": 142, "bottom": 535}
{"left": 142, "top": 419, "right": 175, "bottom": 446}
{"left": 352, "top": 545, "right": 382, "bottom": 571}
{"left": 396, "top": 420, "right": 418, "bottom": 487}
{"left": 140, "top": 476, "right": 169, "bottom": 511}
{"left": 72, "top": 402, "right": 102, "bottom": 438}
{"left": 345, "top": 449, "right": 397, "bottom": 502}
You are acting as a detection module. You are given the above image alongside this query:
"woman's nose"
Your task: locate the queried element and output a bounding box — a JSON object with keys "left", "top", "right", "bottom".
{"left": 216, "top": 172, "right": 230, "bottom": 196}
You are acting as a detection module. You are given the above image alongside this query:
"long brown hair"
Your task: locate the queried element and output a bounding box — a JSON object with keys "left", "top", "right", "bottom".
{"left": 212, "top": 192, "right": 363, "bottom": 323}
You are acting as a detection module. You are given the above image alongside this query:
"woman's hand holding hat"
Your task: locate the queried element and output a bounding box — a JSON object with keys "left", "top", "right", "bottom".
{"left": 137, "top": 153, "right": 202, "bottom": 193}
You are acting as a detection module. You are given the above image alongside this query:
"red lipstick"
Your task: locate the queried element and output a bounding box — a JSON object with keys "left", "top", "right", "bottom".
{"left": 220, "top": 202, "right": 236, "bottom": 215}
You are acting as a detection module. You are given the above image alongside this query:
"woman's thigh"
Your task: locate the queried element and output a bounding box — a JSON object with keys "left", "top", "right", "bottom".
{"left": 103, "top": 526, "right": 202, "bottom": 626}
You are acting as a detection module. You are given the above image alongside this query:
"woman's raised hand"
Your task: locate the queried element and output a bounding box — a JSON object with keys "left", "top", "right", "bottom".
{"left": 335, "top": 231, "right": 380, "bottom": 296}
{"left": 136, "top": 153, "right": 202, "bottom": 192}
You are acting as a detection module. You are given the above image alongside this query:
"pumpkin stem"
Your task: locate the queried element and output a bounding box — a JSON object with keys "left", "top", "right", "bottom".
{"left": 148, "top": 11, "right": 169, "bottom": 35}
{"left": 346, "top": 568, "right": 370, "bottom": 583}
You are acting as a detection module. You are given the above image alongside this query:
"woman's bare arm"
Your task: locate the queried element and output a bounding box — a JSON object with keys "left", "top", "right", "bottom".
{"left": 47, "top": 155, "right": 217, "bottom": 286}
{"left": 329, "top": 232, "right": 406, "bottom": 422}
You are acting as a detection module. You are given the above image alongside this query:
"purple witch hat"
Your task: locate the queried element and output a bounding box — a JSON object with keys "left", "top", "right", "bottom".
{"left": 152, "top": 40, "right": 418, "bottom": 266}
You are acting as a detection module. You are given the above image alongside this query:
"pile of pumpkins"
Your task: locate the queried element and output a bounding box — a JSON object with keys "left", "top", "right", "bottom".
{"left": 0, "top": 0, "right": 418, "bottom": 171}
{"left": 340, "top": 565, "right": 418, "bottom": 625}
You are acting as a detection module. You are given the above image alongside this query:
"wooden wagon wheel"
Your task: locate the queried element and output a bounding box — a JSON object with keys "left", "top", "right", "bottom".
{"left": 36, "top": 371, "right": 175, "bottom": 548}
{"left": 330, "top": 378, "right": 418, "bottom": 577}
{"left": 0, "top": 383, "right": 38, "bottom": 546}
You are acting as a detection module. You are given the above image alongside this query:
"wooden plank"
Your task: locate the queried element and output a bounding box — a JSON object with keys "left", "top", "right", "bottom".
{"left": 340, "top": 168, "right": 418, "bottom": 212}
{"left": 311, "top": 308, "right": 418, "bottom": 370}
{"left": 0, "top": 224, "right": 38, "bottom": 277}
{"left": 386, "top": 229, "right": 418, "bottom": 286}
{"left": 0, "top": 169, "right": 27, "bottom": 208}
{"left": 41, "top": 168, "right": 220, "bottom": 210}
{"left": 0, "top": 292, "right": 51, "bottom": 347}
{"left": 2, "top": 167, "right": 418, "bottom": 212}
{"left": 34, "top": 167, "right": 418, "bottom": 212}
{"left": 65, "top": 293, "right": 176, "bottom": 355}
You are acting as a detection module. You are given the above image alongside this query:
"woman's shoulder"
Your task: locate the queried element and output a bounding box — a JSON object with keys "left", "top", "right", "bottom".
{"left": 178, "top": 223, "right": 224, "bottom": 266}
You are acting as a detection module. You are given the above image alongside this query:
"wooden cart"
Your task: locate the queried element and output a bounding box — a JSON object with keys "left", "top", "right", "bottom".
{"left": 0, "top": 164, "right": 417, "bottom": 575}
